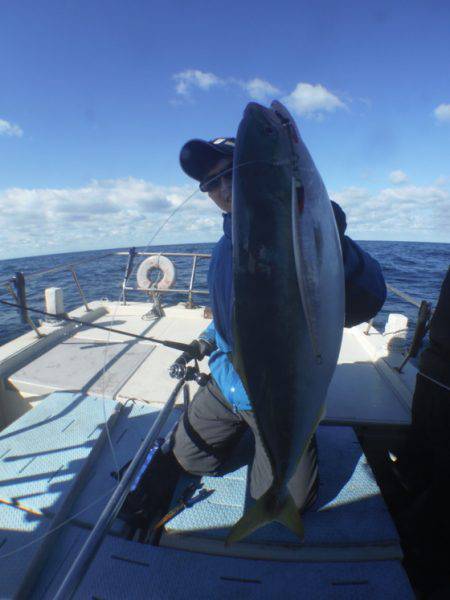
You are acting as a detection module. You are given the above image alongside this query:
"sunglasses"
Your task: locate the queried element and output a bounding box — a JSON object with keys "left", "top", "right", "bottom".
{"left": 199, "top": 166, "right": 233, "bottom": 193}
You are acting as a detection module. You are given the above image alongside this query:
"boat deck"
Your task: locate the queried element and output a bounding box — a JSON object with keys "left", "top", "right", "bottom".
{"left": 1, "top": 390, "right": 413, "bottom": 599}
{"left": 2, "top": 299, "right": 415, "bottom": 427}
{"left": 0, "top": 300, "right": 417, "bottom": 597}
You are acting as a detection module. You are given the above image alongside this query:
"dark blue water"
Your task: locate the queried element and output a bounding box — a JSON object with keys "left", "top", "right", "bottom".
{"left": 1, "top": 241, "right": 449, "bottom": 347}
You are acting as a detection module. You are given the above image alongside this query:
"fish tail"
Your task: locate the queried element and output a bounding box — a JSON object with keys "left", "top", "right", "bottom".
{"left": 226, "top": 490, "right": 304, "bottom": 545}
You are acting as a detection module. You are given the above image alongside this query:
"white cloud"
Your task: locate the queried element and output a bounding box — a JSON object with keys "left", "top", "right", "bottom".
{"left": 282, "top": 83, "right": 346, "bottom": 118}
{"left": 435, "top": 175, "right": 449, "bottom": 186}
{"left": 173, "top": 69, "right": 224, "bottom": 97}
{"left": 170, "top": 72, "right": 349, "bottom": 121}
{"left": 389, "top": 170, "right": 408, "bottom": 184}
{"left": 434, "top": 103, "right": 450, "bottom": 123}
{"left": 240, "top": 78, "right": 280, "bottom": 102}
{"left": 172, "top": 70, "right": 280, "bottom": 103}
{"left": 0, "top": 178, "right": 224, "bottom": 258}
{"left": 0, "top": 118, "right": 23, "bottom": 138}
{"left": 332, "top": 184, "right": 450, "bottom": 239}
{"left": 2, "top": 174, "right": 449, "bottom": 258}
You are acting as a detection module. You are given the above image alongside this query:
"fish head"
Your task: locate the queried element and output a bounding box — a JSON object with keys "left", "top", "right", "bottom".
{"left": 236, "top": 102, "right": 292, "bottom": 169}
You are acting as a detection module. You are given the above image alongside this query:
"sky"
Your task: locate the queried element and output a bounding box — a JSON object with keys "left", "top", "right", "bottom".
{"left": 0, "top": 0, "right": 449, "bottom": 259}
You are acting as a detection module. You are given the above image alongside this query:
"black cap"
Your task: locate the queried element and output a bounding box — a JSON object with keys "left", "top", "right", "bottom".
{"left": 179, "top": 137, "right": 235, "bottom": 182}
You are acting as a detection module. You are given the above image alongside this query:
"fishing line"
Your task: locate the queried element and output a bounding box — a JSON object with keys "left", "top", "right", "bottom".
{"left": 0, "top": 189, "right": 204, "bottom": 561}
{"left": 0, "top": 485, "right": 118, "bottom": 560}
{"left": 95, "top": 158, "right": 269, "bottom": 525}
{"left": 0, "top": 157, "right": 284, "bottom": 562}
{"left": 96, "top": 187, "right": 201, "bottom": 512}
{"left": 84, "top": 155, "right": 289, "bottom": 506}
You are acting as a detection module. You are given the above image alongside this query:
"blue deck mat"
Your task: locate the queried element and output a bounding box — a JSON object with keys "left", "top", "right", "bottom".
{"left": 31, "top": 524, "right": 89, "bottom": 600}
{"left": 0, "top": 391, "right": 118, "bottom": 598}
{"left": 73, "top": 535, "right": 413, "bottom": 600}
{"left": 162, "top": 425, "right": 401, "bottom": 552}
{"left": 69, "top": 400, "right": 180, "bottom": 530}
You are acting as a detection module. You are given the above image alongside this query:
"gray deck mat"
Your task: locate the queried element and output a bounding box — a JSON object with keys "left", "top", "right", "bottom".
{"left": 9, "top": 337, "right": 155, "bottom": 397}
{"left": 324, "top": 362, "right": 411, "bottom": 426}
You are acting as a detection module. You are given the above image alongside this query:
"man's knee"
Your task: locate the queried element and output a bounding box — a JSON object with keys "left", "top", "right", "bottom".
{"left": 171, "top": 381, "right": 244, "bottom": 476}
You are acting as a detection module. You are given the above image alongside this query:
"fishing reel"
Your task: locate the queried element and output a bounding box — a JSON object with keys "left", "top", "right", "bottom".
{"left": 168, "top": 354, "right": 209, "bottom": 386}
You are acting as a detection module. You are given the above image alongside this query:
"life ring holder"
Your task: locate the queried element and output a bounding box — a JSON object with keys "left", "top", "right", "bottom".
{"left": 136, "top": 255, "right": 177, "bottom": 291}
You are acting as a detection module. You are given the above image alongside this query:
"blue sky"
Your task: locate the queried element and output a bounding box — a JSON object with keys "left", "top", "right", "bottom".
{"left": 1, "top": 0, "right": 449, "bottom": 258}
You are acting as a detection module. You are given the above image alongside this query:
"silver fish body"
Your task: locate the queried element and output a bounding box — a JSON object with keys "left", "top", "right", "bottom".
{"left": 228, "top": 100, "right": 344, "bottom": 543}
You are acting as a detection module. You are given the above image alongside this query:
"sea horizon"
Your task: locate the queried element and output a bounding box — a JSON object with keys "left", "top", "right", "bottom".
{"left": 1, "top": 239, "right": 449, "bottom": 347}
{"left": 1, "top": 238, "right": 449, "bottom": 264}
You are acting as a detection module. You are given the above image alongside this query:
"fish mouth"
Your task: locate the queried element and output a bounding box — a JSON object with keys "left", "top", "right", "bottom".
{"left": 243, "top": 101, "right": 283, "bottom": 138}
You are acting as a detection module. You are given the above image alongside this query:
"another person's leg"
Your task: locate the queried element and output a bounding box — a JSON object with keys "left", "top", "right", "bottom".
{"left": 241, "top": 411, "right": 319, "bottom": 511}
{"left": 421, "top": 378, "right": 450, "bottom": 593}
{"left": 395, "top": 374, "right": 434, "bottom": 492}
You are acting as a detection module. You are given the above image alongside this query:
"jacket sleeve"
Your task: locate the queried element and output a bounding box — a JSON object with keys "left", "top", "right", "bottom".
{"left": 199, "top": 320, "right": 216, "bottom": 345}
{"left": 332, "top": 201, "right": 387, "bottom": 327}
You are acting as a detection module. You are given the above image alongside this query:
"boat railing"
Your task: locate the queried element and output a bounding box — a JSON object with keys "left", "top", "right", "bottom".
{"left": 365, "top": 283, "right": 433, "bottom": 372}
{"left": 0, "top": 249, "right": 212, "bottom": 338}
{"left": 0, "top": 250, "right": 434, "bottom": 367}
{"left": 115, "top": 250, "right": 211, "bottom": 308}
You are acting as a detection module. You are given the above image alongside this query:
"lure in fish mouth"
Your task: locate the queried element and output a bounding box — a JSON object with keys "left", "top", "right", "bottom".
{"left": 227, "top": 100, "right": 345, "bottom": 545}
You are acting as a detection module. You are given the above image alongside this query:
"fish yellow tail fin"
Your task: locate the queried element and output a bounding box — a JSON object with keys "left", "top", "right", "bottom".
{"left": 226, "top": 490, "right": 304, "bottom": 545}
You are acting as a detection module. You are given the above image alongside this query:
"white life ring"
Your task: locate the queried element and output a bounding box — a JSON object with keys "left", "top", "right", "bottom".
{"left": 136, "top": 256, "right": 176, "bottom": 290}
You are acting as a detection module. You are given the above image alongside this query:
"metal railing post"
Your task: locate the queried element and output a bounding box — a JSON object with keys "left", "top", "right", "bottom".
{"left": 70, "top": 268, "right": 90, "bottom": 312}
{"left": 386, "top": 284, "right": 422, "bottom": 309}
{"left": 395, "top": 300, "right": 432, "bottom": 373}
{"left": 121, "top": 247, "right": 136, "bottom": 306}
{"left": 364, "top": 318, "right": 374, "bottom": 335}
{"left": 6, "top": 283, "right": 43, "bottom": 338}
{"left": 186, "top": 255, "right": 198, "bottom": 309}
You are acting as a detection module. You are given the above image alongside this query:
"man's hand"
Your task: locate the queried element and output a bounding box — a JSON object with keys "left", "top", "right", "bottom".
{"left": 168, "top": 337, "right": 215, "bottom": 381}
{"left": 186, "top": 338, "right": 216, "bottom": 362}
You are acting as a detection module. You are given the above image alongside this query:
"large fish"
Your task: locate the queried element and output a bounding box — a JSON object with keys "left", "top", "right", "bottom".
{"left": 228, "top": 100, "right": 344, "bottom": 543}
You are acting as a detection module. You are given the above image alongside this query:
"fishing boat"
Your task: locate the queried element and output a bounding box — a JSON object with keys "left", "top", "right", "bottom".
{"left": 0, "top": 248, "right": 428, "bottom": 598}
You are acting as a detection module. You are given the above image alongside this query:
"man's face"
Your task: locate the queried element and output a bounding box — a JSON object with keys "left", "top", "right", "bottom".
{"left": 204, "top": 157, "right": 233, "bottom": 213}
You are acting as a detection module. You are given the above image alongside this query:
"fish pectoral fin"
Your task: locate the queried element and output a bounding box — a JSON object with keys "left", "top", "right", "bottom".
{"left": 226, "top": 490, "right": 304, "bottom": 546}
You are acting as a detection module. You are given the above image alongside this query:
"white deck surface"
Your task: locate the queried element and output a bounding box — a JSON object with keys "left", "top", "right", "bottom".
{"left": 4, "top": 300, "right": 413, "bottom": 426}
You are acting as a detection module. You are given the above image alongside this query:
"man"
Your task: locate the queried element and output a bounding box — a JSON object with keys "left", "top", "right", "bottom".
{"left": 167, "top": 136, "right": 387, "bottom": 512}
{"left": 391, "top": 268, "right": 450, "bottom": 595}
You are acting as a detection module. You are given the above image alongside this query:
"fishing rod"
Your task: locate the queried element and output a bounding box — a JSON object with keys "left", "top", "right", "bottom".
{"left": 53, "top": 377, "right": 185, "bottom": 600}
{"left": 0, "top": 298, "right": 191, "bottom": 353}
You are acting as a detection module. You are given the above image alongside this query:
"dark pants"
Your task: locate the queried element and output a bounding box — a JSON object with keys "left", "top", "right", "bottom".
{"left": 402, "top": 374, "right": 450, "bottom": 493}
{"left": 399, "top": 373, "right": 450, "bottom": 593}
{"left": 171, "top": 379, "right": 318, "bottom": 510}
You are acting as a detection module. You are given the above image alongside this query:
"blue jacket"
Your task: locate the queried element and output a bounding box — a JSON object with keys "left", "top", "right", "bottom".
{"left": 200, "top": 206, "right": 386, "bottom": 411}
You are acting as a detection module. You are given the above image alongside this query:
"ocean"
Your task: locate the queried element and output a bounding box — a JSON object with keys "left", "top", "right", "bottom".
{"left": 0, "top": 241, "right": 449, "bottom": 347}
